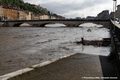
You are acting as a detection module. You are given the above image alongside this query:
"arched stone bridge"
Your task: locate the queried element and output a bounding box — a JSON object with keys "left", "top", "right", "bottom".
{"left": 1, "top": 19, "right": 111, "bottom": 27}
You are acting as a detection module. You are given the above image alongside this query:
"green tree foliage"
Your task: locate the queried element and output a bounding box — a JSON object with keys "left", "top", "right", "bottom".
{"left": 0, "top": 0, "right": 50, "bottom": 15}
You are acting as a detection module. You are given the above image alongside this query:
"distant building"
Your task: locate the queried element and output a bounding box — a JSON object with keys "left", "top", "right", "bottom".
{"left": 0, "top": 6, "right": 19, "bottom": 20}
{"left": 115, "top": 5, "right": 120, "bottom": 20}
{"left": 18, "top": 10, "right": 28, "bottom": 20}
{"left": 50, "top": 16, "right": 57, "bottom": 19}
{"left": 19, "top": 11, "right": 32, "bottom": 20}
{"left": 31, "top": 14, "right": 39, "bottom": 20}
{"left": 0, "top": 5, "right": 64, "bottom": 21}
{"left": 110, "top": 5, "right": 120, "bottom": 20}
{"left": 26, "top": 12, "right": 32, "bottom": 20}
{"left": 56, "top": 15, "right": 65, "bottom": 19}
{"left": 110, "top": 12, "right": 114, "bottom": 20}
{"left": 86, "top": 16, "right": 96, "bottom": 20}
{"left": 39, "top": 15, "right": 50, "bottom": 20}
{"left": 76, "top": 17, "right": 81, "bottom": 19}
{"left": 2, "top": 6, "right": 19, "bottom": 20}
{"left": 97, "top": 10, "right": 110, "bottom": 19}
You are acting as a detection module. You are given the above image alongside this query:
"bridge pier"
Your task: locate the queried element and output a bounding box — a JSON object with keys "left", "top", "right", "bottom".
{"left": 0, "top": 22, "right": 4, "bottom": 27}
{"left": 2, "top": 22, "right": 9, "bottom": 27}
{"left": 65, "top": 24, "right": 79, "bottom": 27}
{"left": 2, "top": 22, "right": 21, "bottom": 27}
{"left": 33, "top": 24, "right": 48, "bottom": 27}
{"left": 32, "top": 24, "right": 41, "bottom": 27}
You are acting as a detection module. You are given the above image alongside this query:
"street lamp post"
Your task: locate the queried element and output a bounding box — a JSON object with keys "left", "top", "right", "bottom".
{"left": 113, "top": 0, "right": 117, "bottom": 21}
{"left": 109, "top": 0, "right": 118, "bottom": 60}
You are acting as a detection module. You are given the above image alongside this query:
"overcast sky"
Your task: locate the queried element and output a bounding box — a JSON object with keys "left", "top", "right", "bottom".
{"left": 24, "top": 0, "right": 120, "bottom": 18}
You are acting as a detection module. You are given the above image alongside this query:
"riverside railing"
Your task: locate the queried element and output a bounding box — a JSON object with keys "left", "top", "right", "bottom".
{"left": 110, "top": 20, "right": 120, "bottom": 76}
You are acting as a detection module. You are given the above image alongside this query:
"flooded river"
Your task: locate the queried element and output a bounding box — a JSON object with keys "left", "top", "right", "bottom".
{"left": 0, "top": 24, "right": 110, "bottom": 75}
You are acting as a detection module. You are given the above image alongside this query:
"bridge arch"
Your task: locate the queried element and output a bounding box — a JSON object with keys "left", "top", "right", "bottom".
{"left": 40, "top": 23, "right": 53, "bottom": 27}
{"left": 79, "top": 22, "right": 103, "bottom": 28}
{"left": 13, "top": 23, "right": 22, "bottom": 27}
{"left": 77, "top": 21, "right": 110, "bottom": 28}
{"left": 33, "top": 22, "right": 67, "bottom": 27}
{"left": 45, "top": 23, "right": 66, "bottom": 27}
{"left": 13, "top": 23, "right": 32, "bottom": 27}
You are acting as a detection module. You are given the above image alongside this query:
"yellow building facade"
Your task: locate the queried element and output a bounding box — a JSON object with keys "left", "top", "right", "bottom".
{"left": 3, "top": 7, "right": 18, "bottom": 20}
{"left": 39, "top": 15, "right": 50, "bottom": 19}
{"left": 0, "top": 6, "right": 5, "bottom": 20}
{"left": 0, "top": 6, "right": 63, "bottom": 21}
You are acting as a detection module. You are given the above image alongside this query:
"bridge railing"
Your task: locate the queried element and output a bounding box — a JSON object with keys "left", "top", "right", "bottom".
{"left": 0, "top": 19, "right": 110, "bottom": 22}
{"left": 110, "top": 21, "right": 119, "bottom": 58}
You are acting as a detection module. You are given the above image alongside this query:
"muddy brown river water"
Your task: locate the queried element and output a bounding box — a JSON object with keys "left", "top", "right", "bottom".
{"left": 0, "top": 26, "right": 110, "bottom": 75}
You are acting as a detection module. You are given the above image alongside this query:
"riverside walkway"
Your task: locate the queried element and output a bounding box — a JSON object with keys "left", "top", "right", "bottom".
{"left": 8, "top": 53, "right": 119, "bottom": 80}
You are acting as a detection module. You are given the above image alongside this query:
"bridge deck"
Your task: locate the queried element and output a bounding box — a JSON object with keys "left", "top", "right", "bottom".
{"left": 9, "top": 53, "right": 119, "bottom": 80}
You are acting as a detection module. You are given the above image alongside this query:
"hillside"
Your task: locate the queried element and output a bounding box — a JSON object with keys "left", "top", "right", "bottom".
{"left": 0, "top": 0, "right": 51, "bottom": 15}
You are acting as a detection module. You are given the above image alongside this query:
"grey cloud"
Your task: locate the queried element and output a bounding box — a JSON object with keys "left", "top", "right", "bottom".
{"left": 41, "top": 0, "right": 110, "bottom": 14}
{"left": 23, "top": 0, "right": 111, "bottom": 17}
